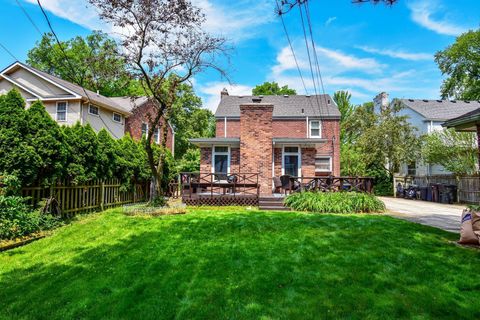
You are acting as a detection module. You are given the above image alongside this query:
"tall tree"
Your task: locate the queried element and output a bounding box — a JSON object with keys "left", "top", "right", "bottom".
{"left": 88, "top": 0, "right": 229, "bottom": 203}
{"left": 435, "top": 29, "right": 480, "bottom": 100}
{"left": 27, "top": 32, "right": 142, "bottom": 97}
{"left": 252, "top": 82, "right": 297, "bottom": 95}
{"left": 422, "top": 128, "right": 477, "bottom": 176}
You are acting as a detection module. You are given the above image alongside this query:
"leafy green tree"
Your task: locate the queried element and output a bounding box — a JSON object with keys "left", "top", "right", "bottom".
{"left": 252, "top": 82, "right": 297, "bottom": 95}
{"left": 63, "top": 123, "right": 100, "bottom": 184}
{"left": 24, "top": 101, "right": 66, "bottom": 185}
{"left": 422, "top": 128, "right": 477, "bottom": 175}
{"left": 435, "top": 29, "right": 480, "bottom": 100}
{"left": 27, "top": 32, "right": 142, "bottom": 97}
{"left": 97, "top": 129, "right": 117, "bottom": 180}
{"left": 170, "top": 83, "right": 215, "bottom": 159}
{"left": 0, "top": 90, "right": 39, "bottom": 187}
{"left": 115, "top": 134, "right": 150, "bottom": 187}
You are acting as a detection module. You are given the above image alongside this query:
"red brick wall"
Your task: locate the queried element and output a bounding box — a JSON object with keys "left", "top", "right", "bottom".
{"left": 125, "top": 101, "right": 173, "bottom": 152}
{"left": 240, "top": 104, "right": 273, "bottom": 194}
{"left": 273, "top": 120, "right": 307, "bottom": 138}
{"left": 230, "top": 148, "right": 240, "bottom": 172}
{"left": 200, "top": 147, "right": 212, "bottom": 173}
{"left": 216, "top": 119, "right": 240, "bottom": 138}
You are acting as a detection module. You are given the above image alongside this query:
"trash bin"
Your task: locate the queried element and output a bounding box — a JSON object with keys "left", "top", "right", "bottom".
{"left": 444, "top": 184, "right": 458, "bottom": 204}
{"left": 419, "top": 187, "right": 428, "bottom": 201}
{"left": 431, "top": 184, "right": 440, "bottom": 202}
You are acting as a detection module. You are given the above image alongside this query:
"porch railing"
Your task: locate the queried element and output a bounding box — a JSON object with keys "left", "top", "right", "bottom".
{"left": 179, "top": 172, "right": 260, "bottom": 199}
{"left": 289, "top": 176, "right": 374, "bottom": 193}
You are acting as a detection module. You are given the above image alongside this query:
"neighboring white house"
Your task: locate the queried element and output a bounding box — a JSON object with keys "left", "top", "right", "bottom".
{"left": 373, "top": 92, "right": 480, "bottom": 176}
{"left": 0, "top": 61, "right": 131, "bottom": 139}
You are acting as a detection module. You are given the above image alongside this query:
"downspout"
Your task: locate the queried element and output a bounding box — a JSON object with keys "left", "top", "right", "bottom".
{"left": 306, "top": 116, "right": 309, "bottom": 138}
{"left": 272, "top": 141, "right": 275, "bottom": 192}
{"left": 224, "top": 117, "right": 227, "bottom": 138}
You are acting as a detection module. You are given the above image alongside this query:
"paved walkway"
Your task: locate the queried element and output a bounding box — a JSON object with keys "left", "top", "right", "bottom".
{"left": 379, "top": 197, "right": 465, "bottom": 233}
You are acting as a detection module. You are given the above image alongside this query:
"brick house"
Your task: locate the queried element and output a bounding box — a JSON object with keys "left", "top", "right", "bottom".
{"left": 190, "top": 90, "right": 341, "bottom": 194}
{"left": 111, "top": 96, "right": 175, "bottom": 155}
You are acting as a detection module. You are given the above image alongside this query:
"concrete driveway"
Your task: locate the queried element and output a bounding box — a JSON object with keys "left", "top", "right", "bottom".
{"left": 379, "top": 197, "right": 465, "bottom": 233}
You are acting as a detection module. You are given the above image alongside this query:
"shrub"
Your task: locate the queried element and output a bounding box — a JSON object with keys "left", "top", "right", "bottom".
{"left": 0, "top": 196, "right": 62, "bottom": 240}
{"left": 284, "top": 191, "right": 386, "bottom": 214}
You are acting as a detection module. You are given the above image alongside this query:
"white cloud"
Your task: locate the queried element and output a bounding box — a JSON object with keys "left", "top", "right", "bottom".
{"left": 325, "top": 17, "right": 337, "bottom": 26}
{"left": 23, "top": 0, "right": 105, "bottom": 31}
{"left": 357, "top": 46, "right": 432, "bottom": 61}
{"left": 408, "top": 0, "right": 466, "bottom": 36}
{"left": 192, "top": 0, "right": 274, "bottom": 41}
{"left": 316, "top": 46, "right": 386, "bottom": 74}
{"left": 197, "top": 82, "right": 252, "bottom": 112}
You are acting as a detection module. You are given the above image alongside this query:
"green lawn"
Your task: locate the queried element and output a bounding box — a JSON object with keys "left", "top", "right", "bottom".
{"left": 0, "top": 207, "right": 479, "bottom": 319}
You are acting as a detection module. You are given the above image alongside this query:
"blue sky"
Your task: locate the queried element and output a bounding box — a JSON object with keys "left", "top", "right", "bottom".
{"left": 0, "top": 0, "right": 479, "bottom": 111}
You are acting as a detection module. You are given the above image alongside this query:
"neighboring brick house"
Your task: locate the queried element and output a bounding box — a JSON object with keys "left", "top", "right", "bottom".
{"left": 0, "top": 61, "right": 174, "bottom": 155}
{"left": 190, "top": 90, "right": 341, "bottom": 194}
{"left": 110, "top": 97, "right": 175, "bottom": 155}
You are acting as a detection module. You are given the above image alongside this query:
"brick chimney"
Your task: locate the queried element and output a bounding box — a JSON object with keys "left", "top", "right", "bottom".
{"left": 239, "top": 103, "right": 274, "bottom": 195}
{"left": 373, "top": 92, "right": 389, "bottom": 113}
{"left": 221, "top": 88, "right": 229, "bottom": 99}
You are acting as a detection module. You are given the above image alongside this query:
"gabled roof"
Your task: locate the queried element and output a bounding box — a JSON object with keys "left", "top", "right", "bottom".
{"left": 109, "top": 96, "right": 149, "bottom": 111}
{"left": 398, "top": 98, "right": 480, "bottom": 121}
{"left": 0, "top": 61, "right": 131, "bottom": 115}
{"left": 443, "top": 107, "right": 480, "bottom": 132}
{"left": 215, "top": 94, "right": 340, "bottom": 118}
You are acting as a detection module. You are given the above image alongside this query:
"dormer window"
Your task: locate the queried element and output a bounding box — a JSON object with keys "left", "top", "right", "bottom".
{"left": 309, "top": 120, "right": 321, "bottom": 138}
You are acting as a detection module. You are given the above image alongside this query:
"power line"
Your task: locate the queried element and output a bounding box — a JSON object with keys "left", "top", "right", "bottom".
{"left": 0, "top": 42, "right": 19, "bottom": 61}
{"left": 35, "top": 0, "right": 120, "bottom": 139}
{"left": 275, "top": 0, "right": 309, "bottom": 96}
{"left": 15, "top": 0, "right": 43, "bottom": 36}
{"left": 298, "top": 2, "right": 322, "bottom": 114}
{"left": 303, "top": 1, "right": 330, "bottom": 111}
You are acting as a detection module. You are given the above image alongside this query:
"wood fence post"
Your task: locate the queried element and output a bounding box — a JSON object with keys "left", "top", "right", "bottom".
{"left": 99, "top": 181, "right": 105, "bottom": 211}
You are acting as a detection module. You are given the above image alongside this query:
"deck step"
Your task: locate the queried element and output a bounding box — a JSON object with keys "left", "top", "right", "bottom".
{"left": 258, "top": 197, "right": 290, "bottom": 211}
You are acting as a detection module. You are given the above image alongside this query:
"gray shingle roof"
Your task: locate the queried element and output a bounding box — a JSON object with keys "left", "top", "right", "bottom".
{"left": 109, "top": 96, "right": 149, "bottom": 112}
{"left": 16, "top": 62, "right": 131, "bottom": 115}
{"left": 215, "top": 95, "right": 340, "bottom": 118}
{"left": 399, "top": 98, "right": 480, "bottom": 121}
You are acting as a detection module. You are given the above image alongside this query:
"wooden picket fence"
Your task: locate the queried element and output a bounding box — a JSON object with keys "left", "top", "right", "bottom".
{"left": 22, "top": 179, "right": 150, "bottom": 214}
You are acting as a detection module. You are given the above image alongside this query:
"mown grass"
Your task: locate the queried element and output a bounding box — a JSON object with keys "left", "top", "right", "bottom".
{"left": 0, "top": 206, "right": 479, "bottom": 319}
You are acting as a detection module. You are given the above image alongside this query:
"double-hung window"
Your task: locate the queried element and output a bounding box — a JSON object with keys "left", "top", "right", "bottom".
{"left": 141, "top": 123, "right": 148, "bottom": 138}
{"left": 315, "top": 156, "right": 331, "bottom": 173}
{"left": 88, "top": 104, "right": 99, "bottom": 116}
{"left": 153, "top": 128, "right": 160, "bottom": 144}
{"left": 309, "top": 120, "right": 321, "bottom": 138}
{"left": 56, "top": 102, "right": 67, "bottom": 121}
{"left": 113, "top": 112, "right": 122, "bottom": 123}
{"left": 212, "top": 146, "right": 230, "bottom": 175}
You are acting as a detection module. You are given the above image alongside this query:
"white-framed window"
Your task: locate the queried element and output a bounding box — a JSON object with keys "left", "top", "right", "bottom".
{"left": 141, "top": 123, "right": 148, "bottom": 138}
{"left": 153, "top": 128, "right": 160, "bottom": 144}
{"left": 56, "top": 101, "right": 67, "bottom": 122}
{"left": 282, "top": 146, "right": 301, "bottom": 177}
{"left": 88, "top": 104, "right": 99, "bottom": 116}
{"left": 309, "top": 120, "right": 321, "bottom": 138}
{"left": 112, "top": 112, "right": 122, "bottom": 123}
{"left": 315, "top": 156, "right": 332, "bottom": 172}
{"left": 212, "top": 146, "right": 230, "bottom": 175}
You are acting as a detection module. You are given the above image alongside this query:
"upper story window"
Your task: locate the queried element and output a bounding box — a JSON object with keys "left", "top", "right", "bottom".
{"left": 88, "top": 104, "right": 99, "bottom": 116}
{"left": 309, "top": 120, "right": 321, "bottom": 138}
{"left": 56, "top": 101, "right": 67, "bottom": 122}
{"left": 141, "top": 123, "right": 148, "bottom": 137}
{"left": 153, "top": 128, "right": 160, "bottom": 144}
{"left": 112, "top": 112, "right": 122, "bottom": 123}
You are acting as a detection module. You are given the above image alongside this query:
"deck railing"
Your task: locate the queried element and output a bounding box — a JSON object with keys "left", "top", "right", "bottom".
{"left": 288, "top": 176, "right": 374, "bottom": 193}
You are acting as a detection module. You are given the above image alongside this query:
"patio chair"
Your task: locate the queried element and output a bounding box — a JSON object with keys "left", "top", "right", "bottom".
{"left": 280, "top": 175, "right": 300, "bottom": 194}
{"left": 273, "top": 177, "right": 282, "bottom": 193}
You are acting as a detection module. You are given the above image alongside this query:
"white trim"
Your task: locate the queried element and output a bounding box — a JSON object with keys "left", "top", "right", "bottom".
{"left": 0, "top": 74, "right": 42, "bottom": 99}
{"left": 315, "top": 156, "right": 332, "bottom": 173}
{"left": 309, "top": 120, "right": 322, "bottom": 138}
{"left": 26, "top": 97, "right": 79, "bottom": 102}
{"left": 56, "top": 101, "right": 68, "bottom": 122}
{"left": 112, "top": 112, "right": 122, "bottom": 123}
{"left": 212, "top": 145, "right": 231, "bottom": 174}
{"left": 141, "top": 122, "right": 148, "bottom": 138}
{"left": 3, "top": 62, "right": 82, "bottom": 98}
{"left": 224, "top": 117, "right": 227, "bottom": 138}
{"left": 281, "top": 145, "right": 301, "bottom": 177}
{"left": 88, "top": 104, "right": 100, "bottom": 116}
{"left": 153, "top": 127, "right": 161, "bottom": 144}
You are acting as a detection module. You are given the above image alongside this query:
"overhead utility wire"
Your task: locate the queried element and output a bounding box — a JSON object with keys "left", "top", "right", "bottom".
{"left": 35, "top": 0, "right": 120, "bottom": 138}
{"left": 0, "top": 42, "right": 19, "bottom": 61}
